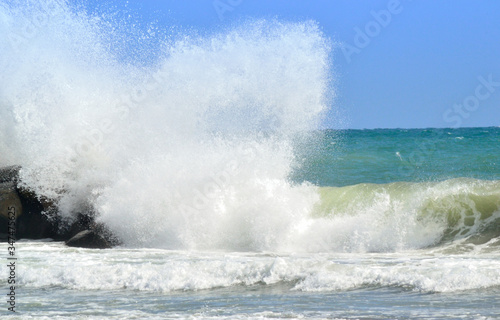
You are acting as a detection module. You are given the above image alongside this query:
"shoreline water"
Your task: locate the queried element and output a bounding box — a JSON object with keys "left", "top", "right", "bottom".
{"left": 2, "top": 240, "right": 499, "bottom": 319}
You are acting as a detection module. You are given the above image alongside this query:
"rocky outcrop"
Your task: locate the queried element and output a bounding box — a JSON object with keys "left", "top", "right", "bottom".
{"left": 64, "top": 213, "right": 120, "bottom": 249}
{"left": 0, "top": 179, "right": 58, "bottom": 240}
{"left": 0, "top": 166, "right": 119, "bottom": 248}
{"left": 66, "top": 230, "right": 106, "bottom": 248}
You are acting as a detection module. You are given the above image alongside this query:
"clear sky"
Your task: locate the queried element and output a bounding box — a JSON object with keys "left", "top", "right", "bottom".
{"left": 82, "top": 0, "right": 500, "bottom": 129}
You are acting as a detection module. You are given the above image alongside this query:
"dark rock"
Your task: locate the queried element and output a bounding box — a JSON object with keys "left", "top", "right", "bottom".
{"left": 0, "top": 166, "right": 59, "bottom": 240}
{"left": 0, "top": 182, "right": 23, "bottom": 241}
{"left": 65, "top": 229, "right": 113, "bottom": 249}
{"left": 15, "top": 185, "right": 59, "bottom": 240}
{"left": 0, "top": 166, "right": 121, "bottom": 247}
{"left": 0, "top": 165, "right": 21, "bottom": 183}
{"left": 61, "top": 213, "right": 122, "bottom": 248}
{"left": 63, "top": 212, "right": 97, "bottom": 239}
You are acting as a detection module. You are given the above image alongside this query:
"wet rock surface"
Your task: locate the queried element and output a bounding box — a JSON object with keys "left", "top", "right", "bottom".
{"left": 0, "top": 166, "right": 119, "bottom": 248}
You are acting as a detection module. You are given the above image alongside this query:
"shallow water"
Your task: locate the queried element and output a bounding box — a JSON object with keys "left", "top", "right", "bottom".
{"left": 1, "top": 241, "right": 499, "bottom": 318}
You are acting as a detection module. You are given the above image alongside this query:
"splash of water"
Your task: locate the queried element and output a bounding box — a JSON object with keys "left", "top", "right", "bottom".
{"left": 4, "top": 2, "right": 494, "bottom": 253}
{"left": 0, "top": 0, "right": 332, "bottom": 250}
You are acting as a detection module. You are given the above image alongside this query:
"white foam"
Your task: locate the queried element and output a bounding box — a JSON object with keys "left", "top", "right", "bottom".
{"left": 0, "top": 1, "right": 332, "bottom": 250}
{"left": 11, "top": 242, "right": 500, "bottom": 293}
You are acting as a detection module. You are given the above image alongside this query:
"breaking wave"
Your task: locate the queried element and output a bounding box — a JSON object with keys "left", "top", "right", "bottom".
{"left": 1, "top": 1, "right": 498, "bottom": 253}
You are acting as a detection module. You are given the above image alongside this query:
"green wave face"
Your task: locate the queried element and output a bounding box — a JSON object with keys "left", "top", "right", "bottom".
{"left": 314, "top": 178, "right": 500, "bottom": 250}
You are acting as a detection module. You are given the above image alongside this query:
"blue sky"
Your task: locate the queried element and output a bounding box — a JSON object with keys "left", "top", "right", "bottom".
{"left": 82, "top": 0, "right": 500, "bottom": 129}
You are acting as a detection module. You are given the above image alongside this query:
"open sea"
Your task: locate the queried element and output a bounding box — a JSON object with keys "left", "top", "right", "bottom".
{"left": 1, "top": 1, "right": 500, "bottom": 319}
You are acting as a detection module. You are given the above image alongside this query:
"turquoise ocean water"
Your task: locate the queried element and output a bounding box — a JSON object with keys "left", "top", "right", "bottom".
{"left": 295, "top": 127, "right": 500, "bottom": 186}
{"left": 1, "top": 1, "right": 499, "bottom": 318}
